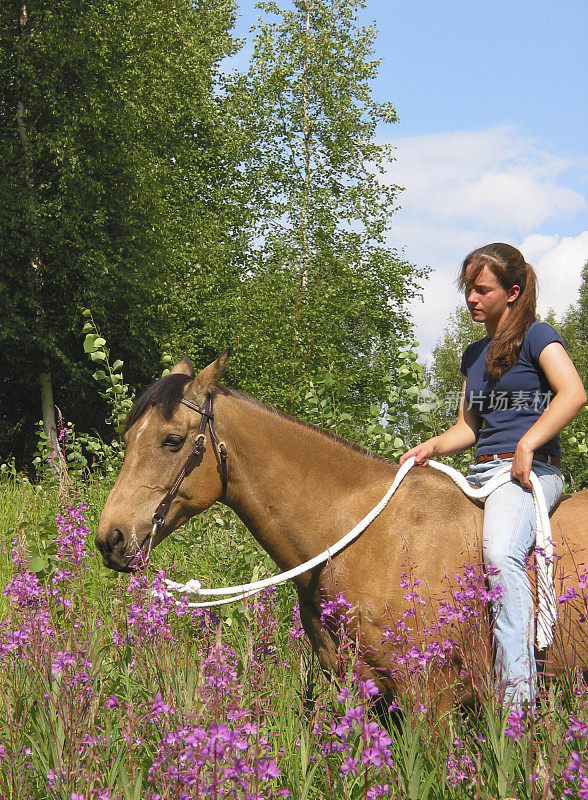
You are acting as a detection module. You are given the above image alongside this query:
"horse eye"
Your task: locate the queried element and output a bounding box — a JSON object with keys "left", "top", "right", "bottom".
{"left": 164, "top": 435, "right": 184, "bottom": 449}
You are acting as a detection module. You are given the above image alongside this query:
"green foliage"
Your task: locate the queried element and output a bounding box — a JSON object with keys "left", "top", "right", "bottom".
{"left": 32, "top": 311, "right": 133, "bottom": 483}
{"left": 215, "top": 0, "right": 427, "bottom": 420}
{"left": 0, "top": 0, "right": 240, "bottom": 467}
{"left": 551, "top": 262, "right": 588, "bottom": 488}
{"left": 81, "top": 309, "right": 134, "bottom": 436}
{"left": 304, "top": 341, "right": 444, "bottom": 461}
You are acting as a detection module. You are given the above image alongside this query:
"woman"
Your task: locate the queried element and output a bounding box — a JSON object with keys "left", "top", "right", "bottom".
{"left": 400, "top": 243, "right": 586, "bottom": 707}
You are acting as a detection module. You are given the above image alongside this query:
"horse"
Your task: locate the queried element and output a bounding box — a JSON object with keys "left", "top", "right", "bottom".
{"left": 96, "top": 351, "right": 588, "bottom": 708}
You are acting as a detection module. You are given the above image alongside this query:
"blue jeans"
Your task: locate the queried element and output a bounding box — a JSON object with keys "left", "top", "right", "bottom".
{"left": 466, "top": 457, "right": 564, "bottom": 706}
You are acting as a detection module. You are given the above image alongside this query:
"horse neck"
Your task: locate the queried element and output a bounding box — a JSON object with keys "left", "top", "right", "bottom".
{"left": 215, "top": 390, "right": 397, "bottom": 572}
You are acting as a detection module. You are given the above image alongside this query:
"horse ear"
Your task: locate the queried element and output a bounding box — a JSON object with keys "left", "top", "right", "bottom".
{"left": 170, "top": 356, "right": 195, "bottom": 377}
{"left": 191, "top": 348, "right": 232, "bottom": 395}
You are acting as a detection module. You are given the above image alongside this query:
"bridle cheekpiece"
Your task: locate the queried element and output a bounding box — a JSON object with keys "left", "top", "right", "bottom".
{"left": 145, "top": 393, "right": 227, "bottom": 562}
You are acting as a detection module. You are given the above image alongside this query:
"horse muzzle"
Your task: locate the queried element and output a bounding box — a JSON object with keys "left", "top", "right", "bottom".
{"left": 95, "top": 523, "right": 147, "bottom": 572}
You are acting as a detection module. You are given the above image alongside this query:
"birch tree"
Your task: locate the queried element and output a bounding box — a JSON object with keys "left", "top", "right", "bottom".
{"left": 230, "top": 0, "right": 426, "bottom": 415}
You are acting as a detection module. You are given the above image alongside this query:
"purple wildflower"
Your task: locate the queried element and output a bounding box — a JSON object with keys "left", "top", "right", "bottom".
{"left": 559, "top": 587, "right": 578, "bottom": 604}
{"left": 151, "top": 693, "right": 172, "bottom": 720}
{"left": 565, "top": 715, "right": 588, "bottom": 741}
{"left": 446, "top": 754, "right": 475, "bottom": 786}
{"left": 358, "top": 679, "right": 380, "bottom": 699}
{"left": 340, "top": 756, "right": 359, "bottom": 777}
{"left": 51, "top": 651, "right": 77, "bottom": 675}
{"left": 505, "top": 708, "right": 526, "bottom": 740}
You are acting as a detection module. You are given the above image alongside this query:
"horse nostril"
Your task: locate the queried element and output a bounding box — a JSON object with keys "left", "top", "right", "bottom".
{"left": 105, "top": 528, "right": 124, "bottom": 553}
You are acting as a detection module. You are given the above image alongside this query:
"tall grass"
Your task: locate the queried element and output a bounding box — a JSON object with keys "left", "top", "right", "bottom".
{"left": 0, "top": 476, "right": 586, "bottom": 799}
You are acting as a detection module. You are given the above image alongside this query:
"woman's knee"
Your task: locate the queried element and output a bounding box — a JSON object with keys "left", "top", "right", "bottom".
{"left": 483, "top": 539, "right": 510, "bottom": 573}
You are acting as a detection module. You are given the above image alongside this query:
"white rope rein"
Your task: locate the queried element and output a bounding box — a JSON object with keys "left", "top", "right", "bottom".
{"left": 160, "top": 458, "right": 557, "bottom": 648}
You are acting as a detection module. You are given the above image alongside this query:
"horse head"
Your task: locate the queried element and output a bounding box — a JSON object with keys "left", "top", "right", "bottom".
{"left": 95, "top": 350, "right": 231, "bottom": 571}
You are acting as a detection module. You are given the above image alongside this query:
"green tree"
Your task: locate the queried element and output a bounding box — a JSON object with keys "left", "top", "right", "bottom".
{"left": 0, "top": 0, "right": 239, "bottom": 467}
{"left": 426, "top": 305, "right": 480, "bottom": 437}
{"left": 219, "top": 0, "right": 426, "bottom": 417}
{"left": 552, "top": 262, "right": 588, "bottom": 488}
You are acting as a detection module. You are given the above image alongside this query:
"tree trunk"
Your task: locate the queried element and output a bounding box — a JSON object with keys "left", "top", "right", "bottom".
{"left": 39, "top": 363, "right": 58, "bottom": 450}
{"left": 17, "top": 4, "right": 56, "bottom": 450}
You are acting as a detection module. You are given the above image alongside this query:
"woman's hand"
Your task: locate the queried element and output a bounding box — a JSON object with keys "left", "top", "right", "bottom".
{"left": 510, "top": 441, "right": 534, "bottom": 490}
{"left": 399, "top": 440, "right": 437, "bottom": 467}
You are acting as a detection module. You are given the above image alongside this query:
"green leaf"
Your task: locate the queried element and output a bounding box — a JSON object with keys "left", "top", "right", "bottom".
{"left": 30, "top": 556, "right": 49, "bottom": 573}
{"left": 83, "top": 334, "right": 98, "bottom": 353}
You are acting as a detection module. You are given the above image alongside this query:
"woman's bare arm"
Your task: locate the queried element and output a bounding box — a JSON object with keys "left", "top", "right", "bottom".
{"left": 400, "top": 379, "right": 479, "bottom": 466}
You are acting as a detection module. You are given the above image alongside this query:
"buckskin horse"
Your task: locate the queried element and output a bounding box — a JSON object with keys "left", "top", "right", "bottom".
{"left": 96, "top": 352, "right": 588, "bottom": 706}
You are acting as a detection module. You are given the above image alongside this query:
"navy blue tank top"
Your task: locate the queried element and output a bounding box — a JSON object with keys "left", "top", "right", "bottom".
{"left": 460, "top": 322, "right": 565, "bottom": 457}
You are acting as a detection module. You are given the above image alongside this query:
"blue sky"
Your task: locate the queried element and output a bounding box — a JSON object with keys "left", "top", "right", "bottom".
{"left": 229, "top": 0, "right": 588, "bottom": 355}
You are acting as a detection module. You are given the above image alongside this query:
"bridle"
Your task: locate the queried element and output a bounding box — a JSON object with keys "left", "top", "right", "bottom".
{"left": 145, "top": 393, "right": 227, "bottom": 562}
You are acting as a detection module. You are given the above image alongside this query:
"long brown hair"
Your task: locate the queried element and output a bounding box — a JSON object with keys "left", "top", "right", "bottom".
{"left": 457, "top": 243, "right": 537, "bottom": 380}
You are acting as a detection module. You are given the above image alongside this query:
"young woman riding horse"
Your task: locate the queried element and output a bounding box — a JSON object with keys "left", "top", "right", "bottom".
{"left": 401, "top": 243, "right": 586, "bottom": 707}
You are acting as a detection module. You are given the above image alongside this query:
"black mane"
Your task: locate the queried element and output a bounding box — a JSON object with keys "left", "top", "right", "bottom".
{"left": 125, "top": 374, "right": 385, "bottom": 463}
{"left": 125, "top": 373, "right": 192, "bottom": 431}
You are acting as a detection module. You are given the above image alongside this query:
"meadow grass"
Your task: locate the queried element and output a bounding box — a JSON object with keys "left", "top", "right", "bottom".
{"left": 0, "top": 474, "right": 586, "bottom": 799}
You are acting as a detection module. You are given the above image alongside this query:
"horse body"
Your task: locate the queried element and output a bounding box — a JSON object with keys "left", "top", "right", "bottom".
{"left": 97, "top": 354, "right": 588, "bottom": 703}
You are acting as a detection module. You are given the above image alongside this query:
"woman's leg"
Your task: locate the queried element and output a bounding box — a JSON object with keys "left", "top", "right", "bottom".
{"left": 469, "top": 461, "right": 564, "bottom": 706}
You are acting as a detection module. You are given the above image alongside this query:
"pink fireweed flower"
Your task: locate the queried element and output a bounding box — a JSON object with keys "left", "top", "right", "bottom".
{"left": 340, "top": 756, "right": 359, "bottom": 777}
{"left": 151, "top": 693, "right": 172, "bottom": 720}
{"left": 505, "top": 708, "right": 526, "bottom": 740}
{"left": 320, "top": 593, "right": 352, "bottom": 625}
{"left": 565, "top": 716, "right": 588, "bottom": 741}
{"left": 345, "top": 705, "right": 363, "bottom": 722}
{"left": 403, "top": 589, "right": 426, "bottom": 604}
{"left": 289, "top": 602, "right": 305, "bottom": 640}
{"left": 563, "top": 750, "right": 582, "bottom": 781}
{"left": 358, "top": 679, "right": 380, "bottom": 699}
{"left": 55, "top": 504, "right": 90, "bottom": 567}
{"left": 257, "top": 758, "right": 281, "bottom": 779}
{"left": 3, "top": 570, "right": 46, "bottom": 609}
{"left": 337, "top": 686, "right": 350, "bottom": 703}
{"left": 367, "top": 786, "right": 390, "bottom": 800}
{"left": 362, "top": 746, "right": 384, "bottom": 767}
{"left": 559, "top": 587, "right": 578, "bottom": 604}
{"left": 51, "top": 651, "right": 77, "bottom": 675}
{"left": 446, "top": 754, "right": 475, "bottom": 786}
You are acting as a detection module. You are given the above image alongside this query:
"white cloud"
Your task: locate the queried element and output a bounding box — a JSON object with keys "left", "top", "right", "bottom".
{"left": 381, "top": 126, "right": 588, "bottom": 356}
{"left": 385, "top": 126, "right": 585, "bottom": 231}
{"left": 521, "top": 232, "right": 588, "bottom": 317}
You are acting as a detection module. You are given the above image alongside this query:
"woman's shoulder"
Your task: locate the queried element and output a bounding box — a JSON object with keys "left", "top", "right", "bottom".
{"left": 463, "top": 335, "right": 489, "bottom": 356}
{"left": 522, "top": 321, "right": 566, "bottom": 360}
{"left": 461, "top": 336, "right": 489, "bottom": 375}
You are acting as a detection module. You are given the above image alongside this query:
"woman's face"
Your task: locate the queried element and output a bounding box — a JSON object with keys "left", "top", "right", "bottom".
{"left": 464, "top": 265, "right": 519, "bottom": 333}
